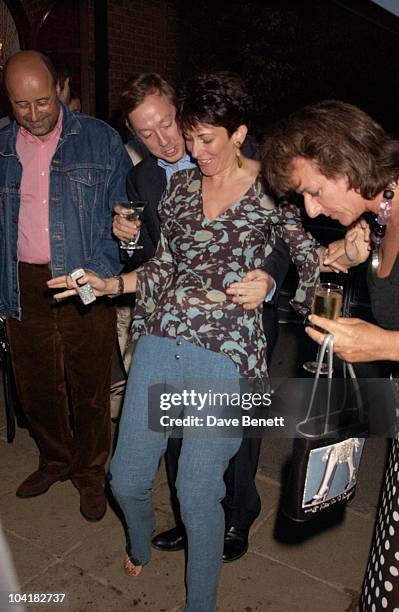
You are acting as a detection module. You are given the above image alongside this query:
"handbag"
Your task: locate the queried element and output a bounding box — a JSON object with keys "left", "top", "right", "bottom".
{"left": 282, "top": 334, "right": 367, "bottom": 522}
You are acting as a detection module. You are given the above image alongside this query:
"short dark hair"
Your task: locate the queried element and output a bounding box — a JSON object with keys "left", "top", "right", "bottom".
{"left": 262, "top": 100, "right": 399, "bottom": 199}
{"left": 120, "top": 73, "right": 176, "bottom": 125}
{"left": 45, "top": 51, "right": 71, "bottom": 89}
{"left": 177, "top": 71, "right": 251, "bottom": 136}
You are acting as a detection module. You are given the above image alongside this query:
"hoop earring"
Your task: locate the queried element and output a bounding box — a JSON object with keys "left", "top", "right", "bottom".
{"left": 234, "top": 141, "right": 243, "bottom": 168}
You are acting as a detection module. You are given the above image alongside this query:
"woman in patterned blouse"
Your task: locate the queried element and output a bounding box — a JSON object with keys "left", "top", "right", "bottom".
{"left": 49, "top": 73, "right": 349, "bottom": 611}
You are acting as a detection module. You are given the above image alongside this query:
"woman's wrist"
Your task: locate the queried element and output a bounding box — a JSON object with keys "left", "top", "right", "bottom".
{"left": 106, "top": 275, "right": 124, "bottom": 297}
{"left": 385, "top": 331, "right": 399, "bottom": 362}
{"left": 113, "top": 275, "right": 124, "bottom": 295}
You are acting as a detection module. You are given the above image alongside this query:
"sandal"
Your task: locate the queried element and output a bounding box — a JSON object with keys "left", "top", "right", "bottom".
{"left": 123, "top": 555, "right": 143, "bottom": 577}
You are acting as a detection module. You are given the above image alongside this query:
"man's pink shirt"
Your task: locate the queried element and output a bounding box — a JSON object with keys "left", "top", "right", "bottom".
{"left": 16, "top": 108, "right": 63, "bottom": 264}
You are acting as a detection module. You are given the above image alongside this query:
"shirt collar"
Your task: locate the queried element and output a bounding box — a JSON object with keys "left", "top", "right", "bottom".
{"left": 157, "top": 152, "right": 194, "bottom": 172}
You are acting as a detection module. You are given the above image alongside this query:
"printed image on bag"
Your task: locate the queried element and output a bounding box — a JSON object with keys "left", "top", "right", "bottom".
{"left": 302, "top": 437, "right": 365, "bottom": 509}
{"left": 282, "top": 335, "right": 368, "bottom": 522}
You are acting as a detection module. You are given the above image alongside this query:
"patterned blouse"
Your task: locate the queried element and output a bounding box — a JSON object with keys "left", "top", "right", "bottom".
{"left": 132, "top": 167, "right": 320, "bottom": 379}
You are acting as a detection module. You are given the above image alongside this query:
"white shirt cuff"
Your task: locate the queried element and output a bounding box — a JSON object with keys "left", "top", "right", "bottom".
{"left": 265, "top": 278, "right": 276, "bottom": 303}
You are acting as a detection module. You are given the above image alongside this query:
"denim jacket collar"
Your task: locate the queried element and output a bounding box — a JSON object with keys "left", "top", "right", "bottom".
{"left": 58, "top": 101, "right": 81, "bottom": 139}
{"left": 1, "top": 120, "right": 19, "bottom": 157}
{"left": 1, "top": 101, "right": 81, "bottom": 157}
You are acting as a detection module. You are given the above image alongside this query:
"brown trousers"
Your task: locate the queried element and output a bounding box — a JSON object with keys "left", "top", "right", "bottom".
{"left": 7, "top": 263, "right": 116, "bottom": 489}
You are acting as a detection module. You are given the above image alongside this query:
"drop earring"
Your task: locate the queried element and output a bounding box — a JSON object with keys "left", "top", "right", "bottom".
{"left": 234, "top": 141, "right": 243, "bottom": 168}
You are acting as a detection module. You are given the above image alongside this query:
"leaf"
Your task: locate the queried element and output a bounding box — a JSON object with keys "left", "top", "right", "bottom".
{"left": 220, "top": 341, "right": 247, "bottom": 355}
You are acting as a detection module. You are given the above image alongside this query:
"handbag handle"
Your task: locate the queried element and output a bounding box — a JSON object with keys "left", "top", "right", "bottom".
{"left": 299, "top": 335, "right": 364, "bottom": 436}
{"left": 343, "top": 361, "right": 364, "bottom": 423}
{"left": 299, "top": 334, "right": 334, "bottom": 435}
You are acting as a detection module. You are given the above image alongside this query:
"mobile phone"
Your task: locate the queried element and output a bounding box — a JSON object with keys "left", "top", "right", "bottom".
{"left": 69, "top": 268, "right": 96, "bottom": 305}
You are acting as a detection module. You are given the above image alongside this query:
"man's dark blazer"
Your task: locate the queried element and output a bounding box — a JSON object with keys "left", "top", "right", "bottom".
{"left": 125, "top": 155, "right": 166, "bottom": 269}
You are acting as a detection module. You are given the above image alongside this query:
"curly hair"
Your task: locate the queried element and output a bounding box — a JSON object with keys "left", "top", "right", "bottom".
{"left": 262, "top": 100, "right": 399, "bottom": 199}
{"left": 120, "top": 73, "right": 176, "bottom": 125}
{"left": 177, "top": 71, "right": 251, "bottom": 136}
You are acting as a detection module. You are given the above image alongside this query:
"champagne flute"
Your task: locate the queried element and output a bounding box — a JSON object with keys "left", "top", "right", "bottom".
{"left": 303, "top": 282, "right": 343, "bottom": 374}
{"left": 117, "top": 201, "right": 146, "bottom": 250}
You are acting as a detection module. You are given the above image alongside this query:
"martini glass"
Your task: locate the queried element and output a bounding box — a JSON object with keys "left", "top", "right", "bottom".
{"left": 118, "top": 201, "right": 146, "bottom": 250}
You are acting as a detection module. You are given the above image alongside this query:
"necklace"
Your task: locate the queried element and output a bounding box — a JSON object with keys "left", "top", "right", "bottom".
{"left": 371, "top": 180, "right": 395, "bottom": 272}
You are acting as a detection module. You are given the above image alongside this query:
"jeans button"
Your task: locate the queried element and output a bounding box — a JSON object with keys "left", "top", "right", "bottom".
{"left": 176, "top": 340, "right": 182, "bottom": 346}
{"left": 175, "top": 354, "right": 180, "bottom": 360}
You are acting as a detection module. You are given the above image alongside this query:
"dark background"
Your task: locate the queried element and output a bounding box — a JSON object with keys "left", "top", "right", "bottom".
{"left": 1, "top": 0, "right": 399, "bottom": 133}
{"left": 176, "top": 0, "right": 399, "bottom": 137}
{"left": 1, "top": 0, "right": 398, "bottom": 313}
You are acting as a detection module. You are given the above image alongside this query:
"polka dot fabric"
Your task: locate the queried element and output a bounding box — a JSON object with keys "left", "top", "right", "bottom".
{"left": 361, "top": 438, "right": 399, "bottom": 611}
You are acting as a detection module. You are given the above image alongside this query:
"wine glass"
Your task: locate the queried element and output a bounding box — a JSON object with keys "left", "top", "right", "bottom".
{"left": 117, "top": 201, "right": 146, "bottom": 250}
{"left": 303, "top": 282, "right": 343, "bottom": 375}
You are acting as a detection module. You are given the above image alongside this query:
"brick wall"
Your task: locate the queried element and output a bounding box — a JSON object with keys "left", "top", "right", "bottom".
{"left": 4, "top": 0, "right": 179, "bottom": 119}
{"left": 87, "top": 0, "right": 96, "bottom": 115}
{"left": 108, "top": 0, "right": 178, "bottom": 114}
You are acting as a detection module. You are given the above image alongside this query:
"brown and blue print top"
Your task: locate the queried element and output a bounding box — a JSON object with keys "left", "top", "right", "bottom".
{"left": 132, "top": 167, "right": 320, "bottom": 378}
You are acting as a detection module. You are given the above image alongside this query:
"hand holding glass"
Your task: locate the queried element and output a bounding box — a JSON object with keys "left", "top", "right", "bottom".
{"left": 118, "top": 201, "right": 146, "bottom": 250}
{"left": 303, "top": 282, "right": 343, "bottom": 374}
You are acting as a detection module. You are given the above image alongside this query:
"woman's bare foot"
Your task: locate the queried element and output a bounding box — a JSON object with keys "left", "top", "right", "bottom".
{"left": 123, "top": 555, "right": 143, "bottom": 577}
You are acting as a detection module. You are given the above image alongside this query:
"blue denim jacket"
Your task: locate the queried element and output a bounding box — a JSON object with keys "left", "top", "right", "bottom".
{"left": 0, "top": 103, "right": 132, "bottom": 319}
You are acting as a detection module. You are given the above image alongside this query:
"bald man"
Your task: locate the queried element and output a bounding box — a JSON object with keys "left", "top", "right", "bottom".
{"left": 0, "top": 51, "right": 131, "bottom": 521}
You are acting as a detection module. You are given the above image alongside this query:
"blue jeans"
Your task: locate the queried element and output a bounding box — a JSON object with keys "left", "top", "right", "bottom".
{"left": 110, "top": 335, "right": 242, "bottom": 612}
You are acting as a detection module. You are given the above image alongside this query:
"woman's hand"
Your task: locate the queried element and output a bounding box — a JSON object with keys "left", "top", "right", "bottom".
{"left": 226, "top": 269, "right": 274, "bottom": 310}
{"left": 305, "top": 315, "right": 397, "bottom": 362}
{"left": 344, "top": 219, "right": 371, "bottom": 265}
{"left": 322, "top": 219, "right": 371, "bottom": 272}
{"left": 113, "top": 205, "right": 141, "bottom": 242}
{"left": 47, "top": 270, "right": 114, "bottom": 300}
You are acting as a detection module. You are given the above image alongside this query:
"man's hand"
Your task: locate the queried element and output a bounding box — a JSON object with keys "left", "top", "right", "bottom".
{"left": 113, "top": 204, "right": 141, "bottom": 242}
{"left": 306, "top": 314, "right": 396, "bottom": 362}
{"left": 226, "top": 269, "right": 274, "bottom": 310}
